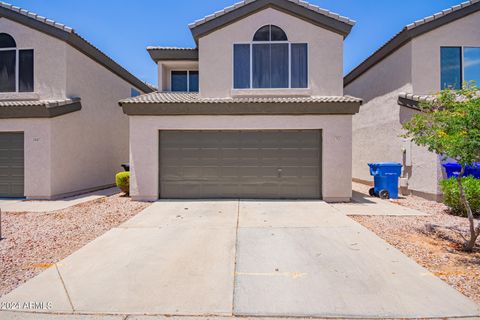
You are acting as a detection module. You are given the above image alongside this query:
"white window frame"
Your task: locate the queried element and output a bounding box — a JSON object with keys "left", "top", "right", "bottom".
{"left": 0, "top": 47, "right": 34, "bottom": 93}
{"left": 232, "top": 42, "right": 309, "bottom": 90}
{"left": 441, "top": 46, "right": 480, "bottom": 90}
{"left": 170, "top": 70, "right": 199, "bottom": 92}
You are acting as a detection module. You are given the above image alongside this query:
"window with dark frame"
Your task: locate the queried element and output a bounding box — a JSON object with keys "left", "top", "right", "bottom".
{"left": 234, "top": 25, "right": 308, "bottom": 89}
{"left": 441, "top": 46, "right": 480, "bottom": 90}
{"left": 171, "top": 70, "right": 199, "bottom": 92}
{"left": 0, "top": 33, "right": 34, "bottom": 93}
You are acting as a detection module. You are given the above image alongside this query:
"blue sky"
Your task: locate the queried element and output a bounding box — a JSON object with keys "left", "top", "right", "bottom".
{"left": 6, "top": 0, "right": 463, "bottom": 86}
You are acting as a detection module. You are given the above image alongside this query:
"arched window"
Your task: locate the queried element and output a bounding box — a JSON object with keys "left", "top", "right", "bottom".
{"left": 0, "top": 33, "right": 17, "bottom": 48}
{"left": 233, "top": 26, "right": 308, "bottom": 89}
{"left": 253, "top": 25, "right": 288, "bottom": 42}
{"left": 0, "top": 33, "right": 34, "bottom": 93}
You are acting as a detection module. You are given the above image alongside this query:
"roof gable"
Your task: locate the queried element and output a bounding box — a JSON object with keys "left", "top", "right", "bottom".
{"left": 189, "top": 0, "right": 355, "bottom": 42}
{"left": 0, "top": 2, "right": 153, "bottom": 93}
{"left": 344, "top": 0, "right": 480, "bottom": 87}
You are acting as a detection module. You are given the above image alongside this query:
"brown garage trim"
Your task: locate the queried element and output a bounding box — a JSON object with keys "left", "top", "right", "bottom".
{"left": 319, "top": 129, "right": 323, "bottom": 200}
{"left": 344, "top": 1, "right": 480, "bottom": 87}
{"left": 0, "top": 101, "right": 82, "bottom": 119}
{"left": 190, "top": 0, "right": 354, "bottom": 42}
{"left": 122, "top": 101, "right": 361, "bottom": 116}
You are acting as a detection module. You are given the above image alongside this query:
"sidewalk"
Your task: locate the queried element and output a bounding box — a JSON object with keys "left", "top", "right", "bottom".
{"left": 0, "top": 188, "right": 119, "bottom": 213}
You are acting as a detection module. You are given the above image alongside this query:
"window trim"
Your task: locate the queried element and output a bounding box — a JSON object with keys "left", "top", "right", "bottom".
{"left": 440, "top": 46, "right": 480, "bottom": 90}
{"left": 170, "top": 69, "right": 199, "bottom": 92}
{"left": 0, "top": 46, "right": 34, "bottom": 93}
{"left": 232, "top": 42, "right": 309, "bottom": 90}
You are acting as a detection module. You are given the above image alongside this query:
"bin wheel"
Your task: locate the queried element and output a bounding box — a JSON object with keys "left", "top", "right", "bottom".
{"left": 369, "top": 188, "right": 375, "bottom": 197}
{"left": 379, "top": 190, "right": 390, "bottom": 200}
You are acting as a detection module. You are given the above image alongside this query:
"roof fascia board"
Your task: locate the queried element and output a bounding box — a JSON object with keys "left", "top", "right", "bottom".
{"left": 190, "top": 0, "right": 352, "bottom": 43}
{"left": 344, "top": 1, "right": 480, "bottom": 86}
{"left": 0, "top": 101, "right": 82, "bottom": 118}
{"left": 147, "top": 49, "right": 199, "bottom": 62}
{"left": 120, "top": 101, "right": 361, "bottom": 115}
{"left": 0, "top": 6, "right": 69, "bottom": 41}
{"left": 398, "top": 96, "right": 421, "bottom": 110}
{"left": 0, "top": 7, "right": 153, "bottom": 93}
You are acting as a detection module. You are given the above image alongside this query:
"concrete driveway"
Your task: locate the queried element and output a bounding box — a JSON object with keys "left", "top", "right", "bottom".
{"left": 1, "top": 200, "right": 479, "bottom": 319}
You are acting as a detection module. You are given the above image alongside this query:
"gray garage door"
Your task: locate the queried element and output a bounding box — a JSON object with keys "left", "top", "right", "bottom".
{"left": 159, "top": 130, "right": 322, "bottom": 199}
{"left": 0, "top": 133, "right": 24, "bottom": 198}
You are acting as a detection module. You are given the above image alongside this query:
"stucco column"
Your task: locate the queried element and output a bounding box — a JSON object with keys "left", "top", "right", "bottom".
{"left": 129, "top": 116, "right": 159, "bottom": 201}
{"left": 322, "top": 115, "right": 353, "bottom": 202}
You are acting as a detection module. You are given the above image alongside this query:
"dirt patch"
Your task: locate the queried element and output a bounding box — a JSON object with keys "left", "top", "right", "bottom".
{"left": 352, "top": 183, "right": 480, "bottom": 304}
{"left": 0, "top": 193, "right": 150, "bottom": 297}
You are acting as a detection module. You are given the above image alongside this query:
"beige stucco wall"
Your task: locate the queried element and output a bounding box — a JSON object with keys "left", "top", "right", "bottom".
{"left": 198, "top": 7, "right": 344, "bottom": 98}
{"left": 412, "top": 10, "right": 480, "bottom": 94}
{"left": 345, "top": 42, "right": 443, "bottom": 198}
{"left": 0, "top": 18, "right": 144, "bottom": 199}
{"left": 0, "top": 18, "right": 67, "bottom": 100}
{"left": 45, "top": 45, "right": 138, "bottom": 198}
{"left": 345, "top": 12, "right": 480, "bottom": 199}
{"left": 129, "top": 115, "right": 353, "bottom": 202}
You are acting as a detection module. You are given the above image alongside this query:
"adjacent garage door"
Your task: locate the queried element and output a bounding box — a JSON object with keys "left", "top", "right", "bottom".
{"left": 159, "top": 130, "right": 322, "bottom": 199}
{"left": 0, "top": 133, "right": 24, "bottom": 198}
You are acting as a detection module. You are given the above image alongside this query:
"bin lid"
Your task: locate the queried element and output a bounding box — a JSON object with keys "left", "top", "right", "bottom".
{"left": 369, "top": 162, "right": 402, "bottom": 167}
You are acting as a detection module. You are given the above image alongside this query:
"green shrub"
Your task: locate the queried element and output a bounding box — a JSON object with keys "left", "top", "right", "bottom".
{"left": 116, "top": 172, "right": 130, "bottom": 195}
{"left": 441, "top": 177, "right": 480, "bottom": 217}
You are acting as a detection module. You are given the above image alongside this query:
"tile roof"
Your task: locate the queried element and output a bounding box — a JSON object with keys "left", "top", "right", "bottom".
{"left": 405, "top": 0, "right": 479, "bottom": 30}
{"left": 146, "top": 46, "right": 197, "bottom": 51}
{"left": 398, "top": 92, "right": 436, "bottom": 110}
{"left": 344, "top": 0, "right": 480, "bottom": 86}
{"left": 0, "top": 1, "right": 73, "bottom": 32}
{"left": 188, "top": 0, "right": 355, "bottom": 29}
{"left": 0, "top": 2, "right": 153, "bottom": 93}
{"left": 398, "top": 93, "right": 436, "bottom": 103}
{"left": 0, "top": 97, "right": 81, "bottom": 108}
{"left": 119, "top": 92, "right": 362, "bottom": 105}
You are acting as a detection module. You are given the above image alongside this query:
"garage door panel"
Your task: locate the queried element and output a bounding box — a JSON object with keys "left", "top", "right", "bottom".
{"left": 0, "top": 132, "right": 24, "bottom": 198}
{"left": 159, "top": 130, "right": 321, "bottom": 199}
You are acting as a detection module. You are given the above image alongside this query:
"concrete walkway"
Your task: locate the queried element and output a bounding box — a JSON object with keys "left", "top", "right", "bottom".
{"left": 330, "top": 191, "right": 429, "bottom": 216}
{"left": 0, "top": 187, "right": 119, "bottom": 213}
{"left": 1, "top": 200, "right": 478, "bottom": 319}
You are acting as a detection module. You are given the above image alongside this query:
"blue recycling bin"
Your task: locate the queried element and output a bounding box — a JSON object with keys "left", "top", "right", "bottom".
{"left": 368, "top": 162, "right": 402, "bottom": 199}
{"left": 443, "top": 163, "right": 480, "bottom": 179}
{"left": 469, "top": 163, "right": 480, "bottom": 179}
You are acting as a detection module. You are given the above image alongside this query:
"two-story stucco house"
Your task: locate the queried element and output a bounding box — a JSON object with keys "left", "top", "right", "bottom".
{"left": 0, "top": 3, "right": 153, "bottom": 199}
{"left": 119, "top": 0, "right": 362, "bottom": 202}
{"left": 344, "top": 0, "right": 480, "bottom": 201}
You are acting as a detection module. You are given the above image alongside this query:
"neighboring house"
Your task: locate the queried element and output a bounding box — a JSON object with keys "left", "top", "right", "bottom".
{"left": 0, "top": 3, "right": 153, "bottom": 199}
{"left": 119, "top": 0, "right": 362, "bottom": 201}
{"left": 344, "top": 0, "right": 480, "bottom": 201}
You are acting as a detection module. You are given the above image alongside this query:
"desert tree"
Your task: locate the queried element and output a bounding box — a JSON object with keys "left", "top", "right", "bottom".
{"left": 403, "top": 83, "right": 480, "bottom": 252}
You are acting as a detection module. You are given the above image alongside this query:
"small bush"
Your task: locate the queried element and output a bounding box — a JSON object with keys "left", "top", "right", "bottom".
{"left": 116, "top": 172, "right": 130, "bottom": 195}
{"left": 441, "top": 177, "right": 480, "bottom": 217}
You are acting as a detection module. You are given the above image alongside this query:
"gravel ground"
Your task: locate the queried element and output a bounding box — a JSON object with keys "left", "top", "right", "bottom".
{"left": 352, "top": 182, "right": 480, "bottom": 304}
{"left": 0, "top": 193, "right": 151, "bottom": 297}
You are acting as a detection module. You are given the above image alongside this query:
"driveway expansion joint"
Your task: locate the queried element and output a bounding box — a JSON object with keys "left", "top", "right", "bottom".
{"left": 231, "top": 200, "right": 241, "bottom": 314}
{"left": 55, "top": 263, "right": 75, "bottom": 313}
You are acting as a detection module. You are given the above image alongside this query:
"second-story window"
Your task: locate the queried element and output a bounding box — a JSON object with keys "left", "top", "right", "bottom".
{"left": 171, "top": 70, "right": 199, "bottom": 92}
{"left": 0, "top": 33, "right": 34, "bottom": 93}
{"left": 441, "top": 47, "right": 480, "bottom": 90}
{"left": 234, "top": 25, "right": 308, "bottom": 89}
